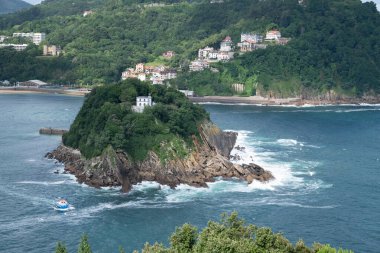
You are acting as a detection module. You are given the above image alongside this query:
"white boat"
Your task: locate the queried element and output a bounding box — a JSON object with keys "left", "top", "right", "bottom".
{"left": 54, "top": 198, "right": 70, "bottom": 212}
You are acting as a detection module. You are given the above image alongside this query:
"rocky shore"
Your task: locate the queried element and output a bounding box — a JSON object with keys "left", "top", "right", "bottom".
{"left": 47, "top": 123, "right": 273, "bottom": 192}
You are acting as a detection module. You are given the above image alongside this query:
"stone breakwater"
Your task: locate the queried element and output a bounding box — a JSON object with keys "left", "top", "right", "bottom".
{"left": 39, "top": 128, "right": 68, "bottom": 135}
{"left": 47, "top": 123, "right": 273, "bottom": 192}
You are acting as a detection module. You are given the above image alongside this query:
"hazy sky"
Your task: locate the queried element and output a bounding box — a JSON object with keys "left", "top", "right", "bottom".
{"left": 24, "top": 0, "right": 380, "bottom": 9}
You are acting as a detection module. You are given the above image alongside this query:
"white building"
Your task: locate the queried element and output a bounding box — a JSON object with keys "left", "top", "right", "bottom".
{"left": 220, "top": 36, "right": 233, "bottom": 52}
{"left": 0, "top": 44, "right": 28, "bottom": 51}
{"left": 217, "top": 51, "right": 233, "bottom": 61}
{"left": 43, "top": 45, "right": 62, "bottom": 56}
{"left": 137, "top": 73, "right": 146, "bottom": 82}
{"left": 241, "top": 33, "right": 263, "bottom": 43}
{"left": 161, "top": 69, "right": 177, "bottom": 80}
{"left": 179, "top": 90, "right": 194, "bottom": 97}
{"left": 198, "top": 46, "right": 214, "bottom": 59}
{"left": 135, "top": 63, "right": 145, "bottom": 73}
{"left": 265, "top": 30, "right": 282, "bottom": 41}
{"left": 132, "top": 95, "right": 154, "bottom": 113}
{"left": 0, "top": 35, "right": 8, "bottom": 43}
{"left": 12, "top": 32, "right": 46, "bottom": 45}
{"left": 189, "top": 60, "right": 210, "bottom": 72}
{"left": 121, "top": 68, "right": 136, "bottom": 80}
{"left": 18, "top": 79, "right": 48, "bottom": 87}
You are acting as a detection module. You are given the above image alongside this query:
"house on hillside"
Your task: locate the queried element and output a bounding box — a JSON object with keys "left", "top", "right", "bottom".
{"left": 189, "top": 60, "right": 209, "bottom": 72}
{"left": 13, "top": 32, "right": 46, "bottom": 45}
{"left": 0, "top": 35, "right": 8, "bottom": 43}
{"left": 132, "top": 95, "right": 154, "bottom": 113}
{"left": 217, "top": 51, "right": 233, "bottom": 62}
{"left": 162, "top": 51, "right": 175, "bottom": 59}
{"left": 220, "top": 36, "right": 233, "bottom": 52}
{"left": 43, "top": 45, "right": 62, "bottom": 56}
{"left": 179, "top": 90, "right": 194, "bottom": 97}
{"left": 122, "top": 68, "right": 137, "bottom": 80}
{"left": 265, "top": 30, "right": 282, "bottom": 41}
{"left": 135, "top": 63, "right": 145, "bottom": 73}
{"left": 0, "top": 44, "right": 28, "bottom": 51}
{"left": 238, "top": 33, "right": 263, "bottom": 53}
{"left": 241, "top": 33, "right": 263, "bottom": 44}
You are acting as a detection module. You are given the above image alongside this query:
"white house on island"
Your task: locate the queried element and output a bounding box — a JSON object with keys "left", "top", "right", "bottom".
{"left": 132, "top": 95, "right": 154, "bottom": 113}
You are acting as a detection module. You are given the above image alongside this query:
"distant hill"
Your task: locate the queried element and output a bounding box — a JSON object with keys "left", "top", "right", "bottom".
{"left": 0, "top": 0, "right": 379, "bottom": 97}
{"left": 0, "top": 0, "right": 31, "bottom": 15}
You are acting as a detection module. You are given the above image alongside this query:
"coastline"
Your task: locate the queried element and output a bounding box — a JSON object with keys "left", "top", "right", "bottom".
{"left": 2, "top": 88, "right": 380, "bottom": 106}
{"left": 190, "top": 95, "right": 380, "bottom": 106}
{"left": 0, "top": 87, "right": 90, "bottom": 96}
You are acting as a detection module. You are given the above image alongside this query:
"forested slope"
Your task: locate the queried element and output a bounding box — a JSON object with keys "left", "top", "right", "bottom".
{"left": 0, "top": 0, "right": 31, "bottom": 15}
{"left": 0, "top": 0, "right": 379, "bottom": 97}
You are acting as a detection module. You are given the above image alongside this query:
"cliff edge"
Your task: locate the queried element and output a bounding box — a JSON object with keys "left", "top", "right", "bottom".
{"left": 47, "top": 122, "right": 273, "bottom": 192}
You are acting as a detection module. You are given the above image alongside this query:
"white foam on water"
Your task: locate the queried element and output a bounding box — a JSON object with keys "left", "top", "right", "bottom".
{"left": 277, "top": 139, "right": 299, "bottom": 146}
{"left": 16, "top": 180, "right": 67, "bottom": 185}
{"left": 335, "top": 108, "right": 380, "bottom": 113}
{"left": 131, "top": 181, "right": 167, "bottom": 192}
{"left": 230, "top": 131, "right": 305, "bottom": 191}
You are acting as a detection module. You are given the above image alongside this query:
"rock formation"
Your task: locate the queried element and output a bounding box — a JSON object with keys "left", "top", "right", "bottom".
{"left": 47, "top": 123, "right": 273, "bottom": 192}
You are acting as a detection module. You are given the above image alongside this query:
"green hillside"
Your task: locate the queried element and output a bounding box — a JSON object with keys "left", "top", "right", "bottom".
{"left": 0, "top": 0, "right": 379, "bottom": 97}
{"left": 63, "top": 78, "right": 209, "bottom": 160}
{"left": 0, "top": 0, "right": 31, "bottom": 15}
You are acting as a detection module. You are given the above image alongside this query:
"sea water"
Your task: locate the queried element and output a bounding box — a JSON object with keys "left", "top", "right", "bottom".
{"left": 0, "top": 94, "right": 379, "bottom": 253}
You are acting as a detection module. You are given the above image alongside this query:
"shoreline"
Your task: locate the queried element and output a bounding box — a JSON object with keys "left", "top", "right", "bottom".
{"left": 189, "top": 95, "right": 380, "bottom": 106}
{"left": 0, "top": 87, "right": 90, "bottom": 96}
{"left": 2, "top": 88, "right": 380, "bottom": 106}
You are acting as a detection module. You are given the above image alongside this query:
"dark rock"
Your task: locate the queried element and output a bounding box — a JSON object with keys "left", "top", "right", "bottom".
{"left": 47, "top": 122, "right": 273, "bottom": 192}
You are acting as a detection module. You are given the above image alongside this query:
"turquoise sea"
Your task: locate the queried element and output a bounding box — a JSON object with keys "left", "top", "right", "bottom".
{"left": 0, "top": 94, "right": 379, "bottom": 252}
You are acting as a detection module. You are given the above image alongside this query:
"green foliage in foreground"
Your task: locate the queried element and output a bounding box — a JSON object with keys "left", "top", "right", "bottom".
{"left": 55, "top": 213, "right": 353, "bottom": 253}
{"left": 63, "top": 79, "right": 209, "bottom": 161}
{"left": 78, "top": 234, "right": 92, "bottom": 253}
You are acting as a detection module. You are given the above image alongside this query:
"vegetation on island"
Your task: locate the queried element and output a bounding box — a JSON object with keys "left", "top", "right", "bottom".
{"left": 55, "top": 212, "right": 353, "bottom": 253}
{"left": 62, "top": 79, "right": 209, "bottom": 161}
{"left": 0, "top": 0, "right": 379, "bottom": 97}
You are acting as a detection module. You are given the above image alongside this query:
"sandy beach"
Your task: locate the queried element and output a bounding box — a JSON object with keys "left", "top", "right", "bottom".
{"left": 0, "top": 87, "right": 90, "bottom": 96}
{"left": 2, "top": 88, "right": 380, "bottom": 105}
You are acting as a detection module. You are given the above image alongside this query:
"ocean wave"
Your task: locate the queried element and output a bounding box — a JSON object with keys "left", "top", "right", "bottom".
{"left": 335, "top": 108, "right": 380, "bottom": 113}
{"left": 277, "top": 139, "right": 299, "bottom": 146}
{"left": 260, "top": 201, "right": 338, "bottom": 209}
{"left": 229, "top": 130, "right": 329, "bottom": 194}
{"left": 16, "top": 180, "right": 68, "bottom": 185}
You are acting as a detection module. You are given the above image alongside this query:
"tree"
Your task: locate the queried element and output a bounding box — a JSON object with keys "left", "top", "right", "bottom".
{"left": 170, "top": 223, "right": 198, "bottom": 253}
{"left": 78, "top": 234, "right": 92, "bottom": 253}
{"left": 55, "top": 242, "right": 68, "bottom": 253}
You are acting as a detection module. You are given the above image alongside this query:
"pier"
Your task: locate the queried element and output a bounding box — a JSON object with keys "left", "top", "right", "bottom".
{"left": 39, "top": 128, "right": 68, "bottom": 135}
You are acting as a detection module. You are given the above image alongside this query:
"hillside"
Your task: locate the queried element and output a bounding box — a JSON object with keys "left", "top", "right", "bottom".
{"left": 62, "top": 78, "right": 209, "bottom": 160}
{"left": 0, "top": 0, "right": 379, "bottom": 97}
{"left": 0, "top": 0, "right": 31, "bottom": 15}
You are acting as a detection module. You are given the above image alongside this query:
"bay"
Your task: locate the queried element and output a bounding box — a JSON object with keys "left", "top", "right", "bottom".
{"left": 0, "top": 94, "right": 379, "bottom": 252}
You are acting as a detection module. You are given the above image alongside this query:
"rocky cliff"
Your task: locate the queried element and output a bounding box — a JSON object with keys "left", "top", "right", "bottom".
{"left": 47, "top": 122, "right": 273, "bottom": 192}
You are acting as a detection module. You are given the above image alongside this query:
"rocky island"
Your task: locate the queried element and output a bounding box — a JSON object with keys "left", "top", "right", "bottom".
{"left": 47, "top": 79, "right": 273, "bottom": 192}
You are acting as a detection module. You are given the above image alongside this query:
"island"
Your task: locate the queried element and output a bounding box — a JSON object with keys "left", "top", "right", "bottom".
{"left": 47, "top": 79, "right": 273, "bottom": 192}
